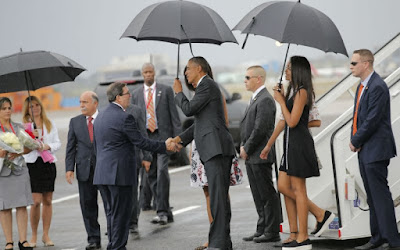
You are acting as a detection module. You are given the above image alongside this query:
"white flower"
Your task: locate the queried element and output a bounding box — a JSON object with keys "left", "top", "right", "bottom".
{"left": 0, "top": 132, "right": 22, "bottom": 151}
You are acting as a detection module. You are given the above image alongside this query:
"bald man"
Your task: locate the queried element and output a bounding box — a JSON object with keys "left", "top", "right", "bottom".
{"left": 240, "top": 66, "right": 281, "bottom": 243}
{"left": 66, "top": 91, "right": 101, "bottom": 250}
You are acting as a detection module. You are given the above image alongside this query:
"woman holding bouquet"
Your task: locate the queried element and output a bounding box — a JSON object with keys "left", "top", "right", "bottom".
{"left": 22, "top": 96, "right": 61, "bottom": 247}
{"left": 0, "top": 97, "right": 33, "bottom": 250}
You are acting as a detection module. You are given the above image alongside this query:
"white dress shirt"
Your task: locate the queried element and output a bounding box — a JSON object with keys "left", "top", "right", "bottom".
{"left": 23, "top": 120, "right": 61, "bottom": 163}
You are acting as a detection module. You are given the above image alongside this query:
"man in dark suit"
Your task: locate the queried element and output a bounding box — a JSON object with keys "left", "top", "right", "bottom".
{"left": 349, "top": 49, "right": 400, "bottom": 250}
{"left": 240, "top": 66, "right": 281, "bottom": 243}
{"left": 131, "top": 63, "right": 181, "bottom": 224}
{"left": 65, "top": 91, "right": 101, "bottom": 250}
{"left": 173, "top": 57, "right": 236, "bottom": 250}
{"left": 126, "top": 104, "right": 152, "bottom": 234}
{"left": 93, "top": 82, "right": 177, "bottom": 250}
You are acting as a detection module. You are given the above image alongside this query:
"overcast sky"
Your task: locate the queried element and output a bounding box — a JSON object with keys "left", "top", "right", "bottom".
{"left": 0, "top": 0, "right": 399, "bottom": 77}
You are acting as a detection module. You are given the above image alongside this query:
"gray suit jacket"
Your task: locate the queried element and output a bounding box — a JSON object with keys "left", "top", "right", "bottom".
{"left": 65, "top": 114, "right": 96, "bottom": 182}
{"left": 131, "top": 83, "right": 181, "bottom": 140}
{"left": 176, "top": 75, "right": 235, "bottom": 162}
{"left": 126, "top": 104, "right": 153, "bottom": 166}
{"left": 240, "top": 88, "right": 276, "bottom": 164}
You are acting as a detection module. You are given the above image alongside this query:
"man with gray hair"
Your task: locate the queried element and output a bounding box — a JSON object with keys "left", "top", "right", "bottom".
{"left": 93, "top": 82, "right": 177, "bottom": 250}
{"left": 66, "top": 91, "right": 102, "bottom": 250}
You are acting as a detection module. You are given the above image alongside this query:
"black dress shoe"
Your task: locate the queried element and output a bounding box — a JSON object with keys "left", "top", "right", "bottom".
{"left": 242, "top": 232, "right": 263, "bottom": 241}
{"left": 86, "top": 242, "right": 101, "bottom": 250}
{"left": 151, "top": 215, "right": 168, "bottom": 225}
{"left": 380, "top": 243, "right": 400, "bottom": 250}
{"left": 253, "top": 233, "right": 281, "bottom": 243}
{"left": 355, "top": 241, "right": 383, "bottom": 250}
{"left": 129, "top": 224, "right": 139, "bottom": 234}
{"left": 167, "top": 212, "right": 174, "bottom": 223}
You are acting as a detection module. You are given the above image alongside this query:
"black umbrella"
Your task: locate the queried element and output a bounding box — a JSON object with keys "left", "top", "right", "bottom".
{"left": 233, "top": 0, "right": 348, "bottom": 86}
{"left": 0, "top": 50, "right": 85, "bottom": 126}
{"left": 121, "top": 0, "right": 238, "bottom": 78}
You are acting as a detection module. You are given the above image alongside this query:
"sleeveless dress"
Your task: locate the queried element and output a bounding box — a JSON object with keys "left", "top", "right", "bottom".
{"left": 279, "top": 91, "right": 320, "bottom": 178}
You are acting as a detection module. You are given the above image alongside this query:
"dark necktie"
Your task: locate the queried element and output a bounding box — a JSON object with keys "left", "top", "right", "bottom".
{"left": 88, "top": 116, "right": 94, "bottom": 143}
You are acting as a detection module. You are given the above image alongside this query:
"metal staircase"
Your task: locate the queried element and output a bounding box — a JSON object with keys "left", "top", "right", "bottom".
{"left": 276, "top": 32, "right": 400, "bottom": 240}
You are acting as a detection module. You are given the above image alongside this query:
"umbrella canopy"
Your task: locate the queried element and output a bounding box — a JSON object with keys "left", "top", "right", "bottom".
{"left": 121, "top": 0, "right": 238, "bottom": 77}
{"left": 121, "top": 0, "right": 237, "bottom": 45}
{"left": 0, "top": 50, "right": 85, "bottom": 93}
{"left": 233, "top": 1, "right": 348, "bottom": 57}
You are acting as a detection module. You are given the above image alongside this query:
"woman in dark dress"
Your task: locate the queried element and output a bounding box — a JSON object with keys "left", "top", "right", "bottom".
{"left": 261, "top": 56, "right": 333, "bottom": 250}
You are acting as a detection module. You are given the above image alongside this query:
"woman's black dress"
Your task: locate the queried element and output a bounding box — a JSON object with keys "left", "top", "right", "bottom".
{"left": 279, "top": 92, "right": 320, "bottom": 178}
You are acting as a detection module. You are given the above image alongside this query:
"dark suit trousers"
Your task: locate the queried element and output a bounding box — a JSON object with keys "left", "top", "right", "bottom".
{"left": 147, "top": 131, "right": 171, "bottom": 216}
{"left": 130, "top": 166, "right": 140, "bottom": 227}
{"left": 78, "top": 170, "right": 101, "bottom": 244}
{"left": 139, "top": 167, "right": 153, "bottom": 209}
{"left": 245, "top": 162, "right": 280, "bottom": 235}
{"left": 358, "top": 158, "right": 400, "bottom": 247}
{"left": 98, "top": 185, "right": 132, "bottom": 250}
{"left": 203, "top": 155, "right": 232, "bottom": 250}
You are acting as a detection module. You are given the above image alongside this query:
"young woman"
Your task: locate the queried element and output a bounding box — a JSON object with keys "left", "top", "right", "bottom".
{"left": 260, "top": 56, "right": 334, "bottom": 250}
{"left": 22, "top": 96, "right": 61, "bottom": 247}
{"left": 0, "top": 97, "right": 33, "bottom": 250}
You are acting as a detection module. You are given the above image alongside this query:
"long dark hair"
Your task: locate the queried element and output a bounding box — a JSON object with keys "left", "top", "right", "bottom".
{"left": 184, "top": 57, "right": 214, "bottom": 91}
{"left": 285, "top": 56, "right": 314, "bottom": 107}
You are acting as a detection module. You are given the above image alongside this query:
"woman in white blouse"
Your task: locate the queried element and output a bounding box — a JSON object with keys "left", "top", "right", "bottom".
{"left": 22, "top": 96, "right": 61, "bottom": 247}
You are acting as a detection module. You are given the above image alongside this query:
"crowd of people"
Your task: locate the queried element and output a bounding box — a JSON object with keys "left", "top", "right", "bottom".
{"left": 1, "top": 49, "right": 400, "bottom": 250}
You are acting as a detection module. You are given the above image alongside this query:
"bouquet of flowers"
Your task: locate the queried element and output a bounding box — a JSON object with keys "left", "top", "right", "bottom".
{"left": 0, "top": 132, "right": 24, "bottom": 171}
{"left": 18, "top": 130, "right": 41, "bottom": 150}
{"left": 23, "top": 123, "right": 55, "bottom": 163}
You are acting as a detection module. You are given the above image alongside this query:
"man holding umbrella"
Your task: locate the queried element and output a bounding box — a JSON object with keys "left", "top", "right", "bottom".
{"left": 173, "top": 57, "right": 236, "bottom": 250}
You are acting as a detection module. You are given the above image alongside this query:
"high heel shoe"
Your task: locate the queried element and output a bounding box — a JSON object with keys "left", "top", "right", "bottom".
{"left": 18, "top": 241, "right": 33, "bottom": 250}
{"left": 41, "top": 239, "right": 54, "bottom": 247}
{"left": 5, "top": 242, "right": 13, "bottom": 250}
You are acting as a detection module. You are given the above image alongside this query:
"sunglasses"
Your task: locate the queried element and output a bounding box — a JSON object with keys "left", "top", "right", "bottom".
{"left": 245, "top": 76, "right": 258, "bottom": 80}
{"left": 350, "top": 61, "right": 359, "bottom": 66}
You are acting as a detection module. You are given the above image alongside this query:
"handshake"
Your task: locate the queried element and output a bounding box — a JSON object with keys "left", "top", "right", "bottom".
{"left": 165, "top": 136, "right": 183, "bottom": 153}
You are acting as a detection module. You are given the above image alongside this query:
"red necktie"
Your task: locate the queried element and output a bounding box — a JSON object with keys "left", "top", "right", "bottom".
{"left": 147, "top": 89, "right": 156, "bottom": 132}
{"left": 352, "top": 84, "right": 364, "bottom": 136}
{"left": 88, "top": 116, "right": 94, "bottom": 142}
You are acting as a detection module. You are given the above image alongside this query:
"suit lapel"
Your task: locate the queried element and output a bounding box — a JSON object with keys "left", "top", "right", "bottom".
{"left": 138, "top": 86, "right": 146, "bottom": 109}
{"left": 155, "top": 85, "right": 162, "bottom": 109}
{"left": 80, "top": 115, "right": 91, "bottom": 144}
{"left": 242, "top": 88, "right": 265, "bottom": 122}
{"left": 358, "top": 72, "right": 375, "bottom": 111}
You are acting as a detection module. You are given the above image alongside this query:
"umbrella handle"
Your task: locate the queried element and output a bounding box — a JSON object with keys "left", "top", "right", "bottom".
{"left": 279, "top": 43, "right": 291, "bottom": 88}
{"left": 24, "top": 71, "right": 36, "bottom": 129}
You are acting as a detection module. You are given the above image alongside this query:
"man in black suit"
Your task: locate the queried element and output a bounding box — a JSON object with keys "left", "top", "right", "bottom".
{"left": 173, "top": 57, "right": 236, "bottom": 250}
{"left": 93, "top": 82, "right": 177, "bottom": 250}
{"left": 350, "top": 49, "right": 400, "bottom": 250}
{"left": 131, "top": 63, "right": 181, "bottom": 224}
{"left": 65, "top": 91, "right": 101, "bottom": 250}
{"left": 240, "top": 66, "right": 281, "bottom": 243}
{"left": 126, "top": 104, "right": 152, "bottom": 234}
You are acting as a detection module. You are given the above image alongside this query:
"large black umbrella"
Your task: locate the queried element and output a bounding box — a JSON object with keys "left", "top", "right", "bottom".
{"left": 0, "top": 50, "right": 85, "bottom": 93}
{"left": 0, "top": 50, "right": 85, "bottom": 126}
{"left": 121, "top": 0, "right": 238, "bottom": 77}
{"left": 233, "top": 0, "right": 348, "bottom": 86}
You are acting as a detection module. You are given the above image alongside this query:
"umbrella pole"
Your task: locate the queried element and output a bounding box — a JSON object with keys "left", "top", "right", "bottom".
{"left": 24, "top": 71, "right": 36, "bottom": 129}
{"left": 278, "top": 43, "right": 291, "bottom": 88}
{"left": 176, "top": 42, "right": 180, "bottom": 79}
